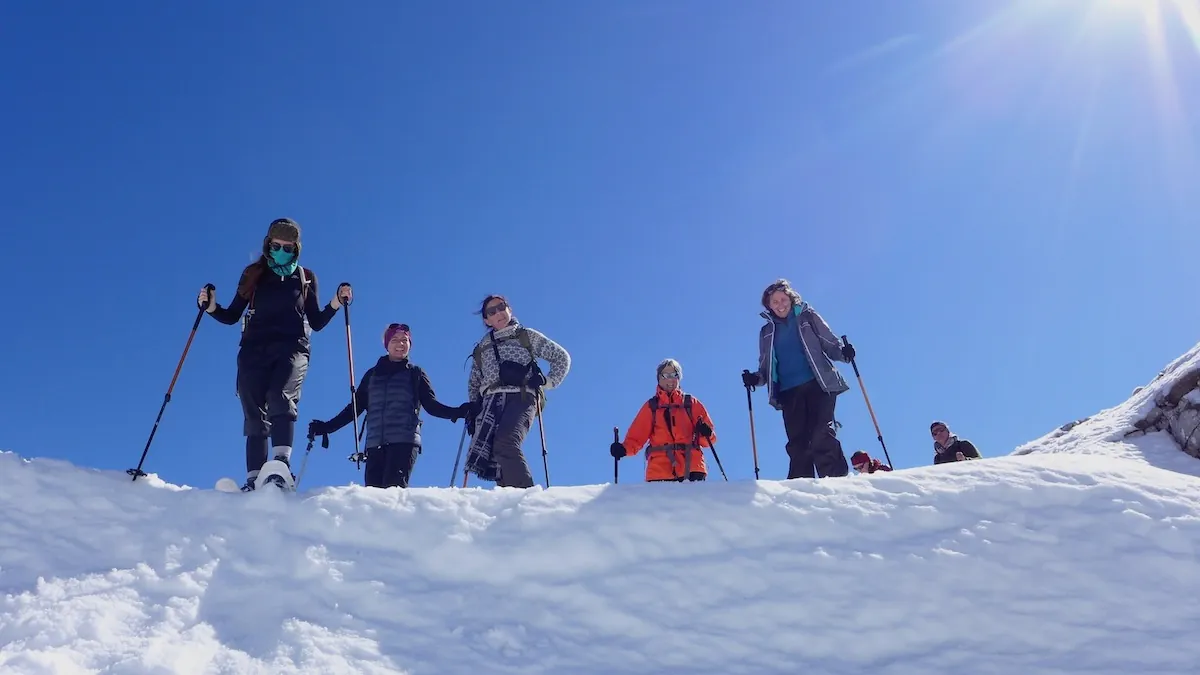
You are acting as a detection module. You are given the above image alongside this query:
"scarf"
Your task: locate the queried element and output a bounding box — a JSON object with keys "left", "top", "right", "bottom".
{"left": 464, "top": 392, "right": 506, "bottom": 482}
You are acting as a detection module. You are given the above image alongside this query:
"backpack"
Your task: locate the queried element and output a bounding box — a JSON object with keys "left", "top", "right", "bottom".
{"left": 471, "top": 327, "right": 535, "bottom": 375}
{"left": 647, "top": 394, "right": 694, "bottom": 438}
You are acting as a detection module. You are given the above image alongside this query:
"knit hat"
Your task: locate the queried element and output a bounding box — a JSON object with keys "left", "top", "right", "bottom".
{"left": 263, "top": 217, "right": 302, "bottom": 258}
{"left": 851, "top": 450, "right": 870, "bottom": 467}
{"left": 930, "top": 420, "right": 948, "bottom": 432}
{"left": 383, "top": 323, "right": 411, "bottom": 349}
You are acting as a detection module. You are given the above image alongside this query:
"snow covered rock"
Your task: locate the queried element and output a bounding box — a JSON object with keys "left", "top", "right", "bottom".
{"left": 1130, "top": 364, "right": 1200, "bottom": 458}
{"left": 1013, "top": 340, "right": 1200, "bottom": 474}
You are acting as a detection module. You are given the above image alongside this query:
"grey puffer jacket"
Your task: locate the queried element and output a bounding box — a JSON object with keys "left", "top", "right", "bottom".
{"left": 467, "top": 320, "right": 571, "bottom": 402}
{"left": 754, "top": 302, "right": 850, "bottom": 410}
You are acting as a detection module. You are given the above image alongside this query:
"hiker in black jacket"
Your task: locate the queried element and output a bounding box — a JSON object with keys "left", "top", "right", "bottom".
{"left": 309, "top": 323, "right": 470, "bottom": 488}
{"left": 931, "top": 421, "right": 982, "bottom": 464}
{"left": 197, "top": 217, "right": 351, "bottom": 491}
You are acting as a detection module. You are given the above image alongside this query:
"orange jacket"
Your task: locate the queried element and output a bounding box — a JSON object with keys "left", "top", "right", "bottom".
{"left": 620, "top": 387, "right": 717, "bottom": 481}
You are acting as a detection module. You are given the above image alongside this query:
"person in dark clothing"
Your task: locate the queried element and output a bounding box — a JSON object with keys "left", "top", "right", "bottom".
{"left": 197, "top": 217, "right": 351, "bottom": 491}
{"left": 931, "top": 421, "right": 982, "bottom": 464}
{"left": 742, "top": 278, "right": 854, "bottom": 479}
{"left": 308, "top": 323, "right": 469, "bottom": 488}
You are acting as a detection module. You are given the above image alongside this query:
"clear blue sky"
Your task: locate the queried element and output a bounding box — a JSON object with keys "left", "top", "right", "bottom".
{"left": 3, "top": 0, "right": 1199, "bottom": 490}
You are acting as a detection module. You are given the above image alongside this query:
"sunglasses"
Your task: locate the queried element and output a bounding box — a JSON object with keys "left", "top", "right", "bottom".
{"left": 268, "top": 242, "right": 296, "bottom": 254}
{"left": 485, "top": 302, "right": 508, "bottom": 318}
{"left": 853, "top": 463, "right": 868, "bottom": 471}
{"left": 658, "top": 370, "right": 680, "bottom": 379}
{"left": 388, "top": 323, "right": 411, "bottom": 333}
{"left": 931, "top": 427, "right": 947, "bottom": 436}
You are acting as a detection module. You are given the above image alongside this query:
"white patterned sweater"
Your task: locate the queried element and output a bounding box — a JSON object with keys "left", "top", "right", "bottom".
{"left": 467, "top": 321, "right": 572, "bottom": 401}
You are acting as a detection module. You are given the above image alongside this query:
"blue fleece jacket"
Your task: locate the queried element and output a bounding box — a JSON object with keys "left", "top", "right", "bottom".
{"left": 773, "top": 308, "right": 814, "bottom": 391}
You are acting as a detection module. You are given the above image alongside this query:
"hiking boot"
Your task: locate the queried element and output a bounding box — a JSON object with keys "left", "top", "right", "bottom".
{"left": 240, "top": 476, "right": 256, "bottom": 492}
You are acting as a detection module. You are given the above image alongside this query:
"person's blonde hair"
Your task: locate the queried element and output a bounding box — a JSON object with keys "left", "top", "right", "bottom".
{"left": 656, "top": 358, "right": 682, "bottom": 379}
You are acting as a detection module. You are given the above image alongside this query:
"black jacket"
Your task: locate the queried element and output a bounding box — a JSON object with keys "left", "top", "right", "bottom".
{"left": 210, "top": 263, "right": 337, "bottom": 352}
{"left": 934, "top": 436, "right": 981, "bottom": 464}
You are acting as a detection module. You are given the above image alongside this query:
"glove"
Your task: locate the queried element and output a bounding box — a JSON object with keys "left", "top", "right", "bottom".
{"left": 308, "top": 419, "right": 330, "bottom": 438}
{"left": 527, "top": 371, "right": 547, "bottom": 389}
{"left": 449, "top": 403, "right": 470, "bottom": 423}
{"left": 741, "top": 369, "right": 759, "bottom": 388}
{"left": 467, "top": 399, "right": 483, "bottom": 420}
{"left": 610, "top": 442, "right": 626, "bottom": 459}
{"left": 841, "top": 342, "right": 856, "bottom": 361}
{"left": 695, "top": 419, "right": 712, "bottom": 438}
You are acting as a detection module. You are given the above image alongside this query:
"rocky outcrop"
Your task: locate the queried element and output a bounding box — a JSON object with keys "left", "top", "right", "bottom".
{"left": 1128, "top": 365, "right": 1200, "bottom": 458}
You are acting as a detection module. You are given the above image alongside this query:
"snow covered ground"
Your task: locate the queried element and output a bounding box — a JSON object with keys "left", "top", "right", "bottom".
{"left": 3, "top": 346, "right": 1200, "bottom": 674}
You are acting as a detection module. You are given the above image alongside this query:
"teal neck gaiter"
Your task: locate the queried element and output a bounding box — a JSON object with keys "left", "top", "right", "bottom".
{"left": 267, "top": 249, "right": 298, "bottom": 276}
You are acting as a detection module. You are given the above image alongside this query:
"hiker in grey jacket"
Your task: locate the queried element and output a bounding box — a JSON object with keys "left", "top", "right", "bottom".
{"left": 463, "top": 294, "right": 571, "bottom": 488}
{"left": 741, "top": 278, "right": 854, "bottom": 479}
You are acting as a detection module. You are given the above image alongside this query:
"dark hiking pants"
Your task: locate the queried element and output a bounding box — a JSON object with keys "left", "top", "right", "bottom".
{"left": 493, "top": 393, "right": 538, "bottom": 488}
{"left": 780, "top": 379, "right": 848, "bottom": 479}
{"left": 237, "top": 341, "right": 309, "bottom": 473}
{"left": 365, "top": 443, "right": 420, "bottom": 488}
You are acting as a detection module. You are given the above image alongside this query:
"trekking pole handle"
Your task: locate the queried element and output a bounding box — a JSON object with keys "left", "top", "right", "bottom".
{"left": 841, "top": 335, "right": 862, "bottom": 377}
{"left": 338, "top": 282, "right": 352, "bottom": 306}
{"left": 197, "top": 283, "right": 216, "bottom": 311}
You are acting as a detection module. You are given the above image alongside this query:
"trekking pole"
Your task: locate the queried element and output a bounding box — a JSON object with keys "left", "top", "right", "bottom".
{"left": 702, "top": 425, "right": 729, "bottom": 481}
{"left": 741, "top": 371, "right": 761, "bottom": 480}
{"left": 613, "top": 427, "right": 620, "bottom": 484}
{"left": 450, "top": 422, "right": 468, "bottom": 487}
{"left": 294, "top": 429, "right": 329, "bottom": 491}
{"left": 841, "top": 335, "right": 893, "bottom": 469}
{"left": 339, "top": 284, "right": 364, "bottom": 470}
{"left": 128, "top": 283, "right": 214, "bottom": 481}
{"left": 535, "top": 392, "right": 551, "bottom": 487}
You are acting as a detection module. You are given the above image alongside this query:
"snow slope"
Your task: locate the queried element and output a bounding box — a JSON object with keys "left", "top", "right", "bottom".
{"left": 1014, "top": 340, "right": 1200, "bottom": 477}
{"left": 3, "top": 347, "right": 1200, "bottom": 674}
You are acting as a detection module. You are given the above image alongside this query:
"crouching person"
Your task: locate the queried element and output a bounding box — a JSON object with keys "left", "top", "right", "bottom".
{"left": 309, "top": 323, "right": 468, "bottom": 488}
{"left": 611, "top": 359, "right": 717, "bottom": 482}
{"left": 851, "top": 450, "right": 892, "bottom": 474}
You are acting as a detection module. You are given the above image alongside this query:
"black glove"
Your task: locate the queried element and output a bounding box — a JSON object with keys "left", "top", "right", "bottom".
{"left": 527, "top": 371, "right": 547, "bottom": 389}
{"left": 741, "top": 369, "right": 759, "bottom": 388}
{"left": 695, "top": 419, "right": 712, "bottom": 438}
{"left": 308, "top": 419, "right": 330, "bottom": 438}
{"left": 449, "top": 403, "right": 470, "bottom": 423}
{"left": 467, "top": 399, "right": 482, "bottom": 420}
{"left": 610, "top": 442, "right": 626, "bottom": 459}
{"left": 841, "top": 342, "right": 856, "bottom": 361}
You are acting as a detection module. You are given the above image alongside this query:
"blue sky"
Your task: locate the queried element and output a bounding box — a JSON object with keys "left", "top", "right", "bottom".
{"left": 2, "top": 0, "right": 1199, "bottom": 490}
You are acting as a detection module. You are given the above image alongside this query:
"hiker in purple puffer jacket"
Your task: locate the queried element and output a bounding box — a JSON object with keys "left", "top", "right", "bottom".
{"left": 741, "top": 279, "right": 854, "bottom": 479}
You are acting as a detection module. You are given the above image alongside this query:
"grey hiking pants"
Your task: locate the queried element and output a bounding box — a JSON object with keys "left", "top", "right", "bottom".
{"left": 493, "top": 392, "right": 538, "bottom": 488}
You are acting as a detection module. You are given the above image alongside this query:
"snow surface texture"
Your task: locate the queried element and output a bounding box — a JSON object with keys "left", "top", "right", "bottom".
{"left": 3, "top": 345, "right": 1200, "bottom": 674}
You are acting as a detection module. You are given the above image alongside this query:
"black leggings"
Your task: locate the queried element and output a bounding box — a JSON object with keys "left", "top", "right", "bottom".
{"left": 779, "top": 380, "right": 848, "bottom": 479}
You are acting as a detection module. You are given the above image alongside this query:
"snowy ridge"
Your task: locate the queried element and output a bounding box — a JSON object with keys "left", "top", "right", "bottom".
{"left": 2, "top": 345, "right": 1200, "bottom": 673}
{"left": 1014, "top": 340, "right": 1200, "bottom": 476}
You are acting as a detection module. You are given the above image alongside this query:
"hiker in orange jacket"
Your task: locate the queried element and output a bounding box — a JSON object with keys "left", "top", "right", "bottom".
{"left": 610, "top": 359, "right": 717, "bottom": 482}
